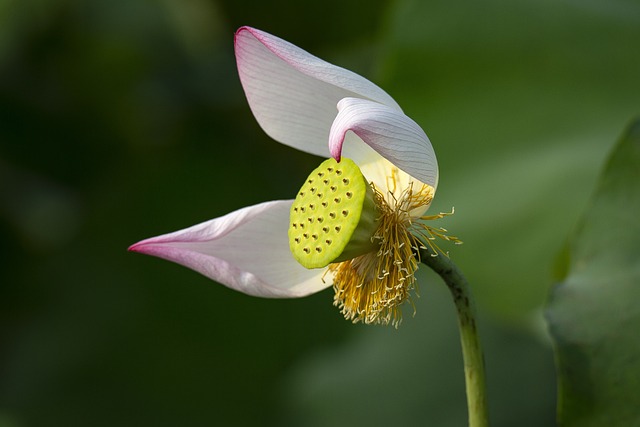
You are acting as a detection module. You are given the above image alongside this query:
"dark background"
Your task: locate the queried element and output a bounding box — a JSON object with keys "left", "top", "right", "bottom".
{"left": 2, "top": 0, "right": 639, "bottom": 425}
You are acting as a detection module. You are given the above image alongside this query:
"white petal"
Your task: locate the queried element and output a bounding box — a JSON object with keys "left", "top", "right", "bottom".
{"left": 341, "top": 132, "right": 433, "bottom": 217}
{"left": 329, "top": 97, "right": 439, "bottom": 190}
{"left": 129, "top": 200, "right": 330, "bottom": 298}
{"left": 234, "top": 26, "right": 401, "bottom": 157}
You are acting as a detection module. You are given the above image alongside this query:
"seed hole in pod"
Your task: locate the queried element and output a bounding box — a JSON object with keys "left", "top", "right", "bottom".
{"left": 303, "top": 247, "right": 310, "bottom": 254}
{"left": 307, "top": 218, "right": 313, "bottom": 223}
{"left": 303, "top": 233, "right": 309, "bottom": 239}
{"left": 300, "top": 206, "right": 306, "bottom": 213}
{"left": 334, "top": 197, "right": 341, "bottom": 203}
{"left": 307, "top": 179, "right": 314, "bottom": 184}
{"left": 300, "top": 223, "right": 305, "bottom": 229}
{"left": 317, "top": 192, "right": 323, "bottom": 198}
{"left": 329, "top": 212, "right": 336, "bottom": 219}
{"left": 342, "top": 178, "right": 350, "bottom": 185}
{"left": 294, "top": 237, "right": 300, "bottom": 244}
{"left": 315, "top": 247, "right": 322, "bottom": 253}
{"left": 317, "top": 172, "right": 324, "bottom": 177}
{"left": 322, "top": 226, "right": 329, "bottom": 233}
{"left": 327, "top": 167, "right": 334, "bottom": 172}
{"left": 292, "top": 223, "right": 298, "bottom": 229}
{"left": 321, "top": 201, "right": 328, "bottom": 208}
{"left": 312, "top": 234, "right": 318, "bottom": 240}
{"left": 346, "top": 191, "right": 353, "bottom": 199}
{"left": 325, "top": 239, "right": 332, "bottom": 245}
{"left": 309, "top": 203, "right": 315, "bottom": 210}
{"left": 299, "top": 191, "right": 306, "bottom": 197}
{"left": 323, "top": 179, "right": 329, "bottom": 185}
{"left": 336, "top": 170, "right": 342, "bottom": 176}
{"left": 294, "top": 207, "right": 299, "bottom": 213}
{"left": 310, "top": 187, "right": 316, "bottom": 194}
{"left": 317, "top": 217, "right": 324, "bottom": 223}
{"left": 330, "top": 186, "right": 337, "bottom": 192}
{"left": 335, "top": 226, "right": 342, "bottom": 233}
{"left": 342, "top": 210, "right": 349, "bottom": 217}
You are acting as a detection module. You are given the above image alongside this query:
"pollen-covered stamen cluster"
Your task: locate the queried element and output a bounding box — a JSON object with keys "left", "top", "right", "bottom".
{"left": 329, "top": 171, "right": 461, "bottom": 327}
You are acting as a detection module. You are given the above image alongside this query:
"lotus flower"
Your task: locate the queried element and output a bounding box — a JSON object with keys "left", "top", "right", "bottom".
{"left": 129, "top": 26, "right": 457, "bottom": 326}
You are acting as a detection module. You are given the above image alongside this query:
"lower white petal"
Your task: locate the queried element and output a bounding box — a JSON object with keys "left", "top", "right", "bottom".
{"left": 129, "top": 200, "right": 330, "bottom": 298}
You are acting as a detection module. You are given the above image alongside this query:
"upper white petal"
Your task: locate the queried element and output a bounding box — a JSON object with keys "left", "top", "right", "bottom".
{"left": 329, "top": 97, "right": 439, "bottom": 190}
{"left": 234, "top": 26, "right": 401, "bottom": 157}
{"left": 129, "top": 200, "right": 330, "bottom": 298}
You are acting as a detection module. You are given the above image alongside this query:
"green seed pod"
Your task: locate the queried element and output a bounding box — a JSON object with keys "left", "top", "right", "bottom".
{"left": 289, "top": 158, "right": 379, "bottom": 269}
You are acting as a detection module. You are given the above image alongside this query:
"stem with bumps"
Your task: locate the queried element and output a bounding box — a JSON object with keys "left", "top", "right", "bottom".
{"left": 420, "top": 246, "right": 489, "bottom": 427}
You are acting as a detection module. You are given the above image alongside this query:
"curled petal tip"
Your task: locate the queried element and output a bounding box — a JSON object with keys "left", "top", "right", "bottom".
{"left": 234, "top": 26, "right": 252, "bottom": 43}
{"left": 329, "top": 135, "right": 344, "bottom": 163}
{"left": 127, "top": 242, "right": 142, "bottom": 252}
{"left": 128, "top": 239, "right": 155, "bottom": 254}
{"left": 329, "top": 97, "right": 438, "bottom": 188}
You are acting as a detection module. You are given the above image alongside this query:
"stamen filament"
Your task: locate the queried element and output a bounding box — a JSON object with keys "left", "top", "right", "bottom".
{"left": 328, "top": 173, "right": 459, "bottom": 327}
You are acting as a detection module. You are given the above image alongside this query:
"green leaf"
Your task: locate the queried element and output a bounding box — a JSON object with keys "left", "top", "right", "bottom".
{"left": 545, "top": 118, "right": 640, "bottom": 426}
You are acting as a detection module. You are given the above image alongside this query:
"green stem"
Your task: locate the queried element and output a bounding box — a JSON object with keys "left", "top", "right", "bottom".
{"left": 420, "top": 246, "right": 489, "bottom": 427}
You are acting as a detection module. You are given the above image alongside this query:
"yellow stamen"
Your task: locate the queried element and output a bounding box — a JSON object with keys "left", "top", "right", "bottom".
{"left": 327, "top": 170, "right": 461, "bottom": 327}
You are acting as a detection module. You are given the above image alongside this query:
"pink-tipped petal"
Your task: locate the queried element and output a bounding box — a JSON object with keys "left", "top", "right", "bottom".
{"left": 129, "top": 200, "right": 330, "bottom": 298}
{"left": 329, "top": 97, "right": 438, "bottom": 189}
{"left": 234, "top": 26, "right": 401, "bottom": 157}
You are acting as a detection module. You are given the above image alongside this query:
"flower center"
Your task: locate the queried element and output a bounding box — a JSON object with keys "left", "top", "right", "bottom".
{"left": 288, "top": 158, "right": 379, "bottom": 269}
{"left": 328, "top": 178, "right": 434, "bottom": 327}
{"left": 291, "top": 160, "right": 461, "bottom": 327}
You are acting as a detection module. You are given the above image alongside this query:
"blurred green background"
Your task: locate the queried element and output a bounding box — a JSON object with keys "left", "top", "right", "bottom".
{"left": 1, "top": 0, "right": 638, "bottom": 426}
